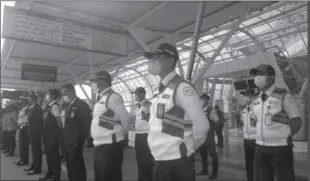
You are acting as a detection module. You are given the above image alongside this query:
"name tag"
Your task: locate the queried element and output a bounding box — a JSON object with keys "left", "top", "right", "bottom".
{"left": 99, "top": 101, "right": 105, "bottom": 105}
{"left": 268, "top": 100, "right": 279, "bottom": 104}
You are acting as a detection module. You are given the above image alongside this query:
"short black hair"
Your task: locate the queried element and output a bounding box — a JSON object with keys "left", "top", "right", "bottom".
{"left": 62, "top": 83, "right": 76, "bottom": 93}
{"left": 48, "top": 89, "right": 61, "bottom": 99}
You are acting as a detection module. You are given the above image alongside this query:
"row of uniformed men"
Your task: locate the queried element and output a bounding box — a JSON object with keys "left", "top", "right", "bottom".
{"left": 239, "top": 64, "right": 302, "bottom": 181}
{"left": 88, "top": 43, "right": 226, "bottom": 181}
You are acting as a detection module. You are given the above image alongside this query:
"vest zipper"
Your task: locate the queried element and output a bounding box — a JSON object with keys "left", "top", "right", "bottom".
{"left": 261, "top": 102, "right": 265, "bottom": 145}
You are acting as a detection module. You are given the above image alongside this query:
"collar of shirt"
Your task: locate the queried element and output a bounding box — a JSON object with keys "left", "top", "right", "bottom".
{"left": 263, "top": 84, "right": 276, "bottom": 96}
{"left": 70, "top": 97, "right": 78, "bottom": 105}
{"left": 30, "top": 103, "right": 37, "bottom": 109}
{"left": 48, "top": 101, "right": 57, "bottom": 106}
{"left": 161, "top": 71, "right": 177, "bottom": 86}
{"left": 97, "top": 87, "right": 112, "bottom": 100}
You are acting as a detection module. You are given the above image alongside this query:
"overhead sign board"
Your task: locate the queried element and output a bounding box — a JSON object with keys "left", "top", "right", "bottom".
{"left": 21, "top": 64, "right": 57, "bottom": 82}
{"left": 1, "top": 90, "right": 45, "bottom": 100}
{"left": 2, "top": 6, "right": 128, "bottom": 56}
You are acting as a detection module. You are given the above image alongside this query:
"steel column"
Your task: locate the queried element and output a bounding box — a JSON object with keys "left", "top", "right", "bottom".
{"left": 1, "top": 40, "right": 16, "bottom": 76}
{"left": 67, "top": 67, "right": 92, "bottom": 103}
{"left": 210, "top": 78, "right": 217, "bottom": 106}
{"left": 186, "top": 1, "right": 205, "bottom": 81}
{"left": 224, "top": 81, "right": 234, "bottom": 157}
{"left": 193, "top": 13, "right": 247, "bottom": 84}
{"left": 299, "top": 78, "right": 308, "bottom": 98}
{"left": 220, "top": 78, "right": 225, "bottom": 99}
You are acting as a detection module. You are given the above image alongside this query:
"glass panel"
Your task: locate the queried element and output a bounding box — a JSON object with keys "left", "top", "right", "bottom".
{"left": 242, "top": 17, "right": 261, "bottom": 26}
{"left": 259, "top": 9, "right": 281, "bottom": 20}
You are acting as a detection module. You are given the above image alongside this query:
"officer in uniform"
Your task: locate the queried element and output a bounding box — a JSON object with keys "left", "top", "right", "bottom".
{"left": 25, "top": 93, "right": 43, "bottom": 175}
{"left": 249, "top": 64, "right": 302, "bottom": 181}
{"left": 144, "top": 43, "right": 209, "bottom": 181}
{"left": 197, "top": 93, "right": 218, "bottom": 180}
{"left": 15, "top": 98, "right": 30, "bottom": 166}
{"left": 239, "top": 88, "right": 259, "bottom": 181}
{"left": 40, "top": 89, "right": 62, "bottom": 181}
{"left": 88, "top": 70, "right": 129, "bottom": 181}
{"left": 132, "top": 87, "right": 153, "bottom": 181}
{"left": 61, "top": 83, "right": 92, "bottom": 181}
{"left": 1, "top": 108, "right": 9, "bottom": 154}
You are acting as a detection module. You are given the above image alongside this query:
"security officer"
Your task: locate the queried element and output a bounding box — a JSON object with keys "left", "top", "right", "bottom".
{"left": 88, "top": 70, "right": 129, "bottom": 181}
{"left": 1, "top": 108, "right": 10, "bottom": 154}
{"left": 249, "top": 64, "right": 302, "bottom": 181}
{"left": 15, "top": 98, "right": 30, "bottom": 166}
{"left": 197, "top": 93, "right": 218, "bottom": 180}
{"left": 25, "top": 93, "right": 43, "bottom": 175}
{"left": 144, "top": 43, "right": 209, "bottom": 181}
{"left": 239, "top": 88, "right": 259, "bottom": 181}
{"left": 61, "top": 83, "right": 92, "bottom": 181}
{"left": 40, "top": 89, "right": 62, "bottom": 181}
{"left": 132, "top": 87, "right": 153, "bottom": 181}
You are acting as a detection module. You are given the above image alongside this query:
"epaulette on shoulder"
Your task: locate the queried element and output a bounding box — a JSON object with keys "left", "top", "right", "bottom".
{"left": 273, "top": 88, "right": 287, "bottom": 94}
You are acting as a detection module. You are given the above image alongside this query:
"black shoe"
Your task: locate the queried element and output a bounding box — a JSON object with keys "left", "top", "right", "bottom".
{"left": 17, "top": 161, "right": 29, "bottom": 166}
{"left": 6, "top": 152, "right": 14, "bottom": 157}
{"left": 196, "top": 170, "right": 209, "bottom": 176}
{"left": 14, "top": 160, "right": 22, "bottom": 164}
{"left": 27, "top": 171, "right": 41, "bottom": 175}
{"left": 209, "top": 173, "right": 218, "bottom": 180}
{"left": 24, "top": 167, "right": 34, "bottom": 172}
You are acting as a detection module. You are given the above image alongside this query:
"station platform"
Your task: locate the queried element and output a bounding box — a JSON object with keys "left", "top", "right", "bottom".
{"left": 1, "top": 129, "right": 308, "bottom": 181}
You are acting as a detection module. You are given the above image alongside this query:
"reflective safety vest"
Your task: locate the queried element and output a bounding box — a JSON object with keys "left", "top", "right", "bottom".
{"left": 148, "top": 75, "right": 194, "bottom": 161}
{"left": 242, "top": 106, "right": 257, "bottom": 140}
{"left": 252, "top": 88, "right": 291, "bottom": 146}
{"left": 135, "top": 100, "right": 151, "bottom": 134}
{"left": 91, "top": 89, "right": 124, "bottom": 146}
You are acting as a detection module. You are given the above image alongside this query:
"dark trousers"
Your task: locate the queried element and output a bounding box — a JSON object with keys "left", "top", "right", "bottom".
{"left": 94, "top": 140, "right": 125, "bottom": 181}
{"left": 30, "top": 135, "right": 42, "bottom": 172}
{"left": 199, "top": 141, "right": 218, "bottom": 174}
{"left": 254, "top": 145, "right": 295, "bottom": 181}
{"left": 44, "top": 138, "right": 61, "bottom": 179}
{"left": 135, "top": 133, "right": 154, "bottom": 181}
{"left": 215, "top": 123, "right": 224, "bottom": 146}
{"left": 66, "top": 143, "right": 86, "bottom": 181}
{"left": 2, "top": 131, "right": 8, "bottom": 151}
{"left": 1, "top": 131, "right": 4, "bottom": 149}
{"left": 244, "top": 139, "right": 256, "bottom": 181}
{"left": 19, "top": 126, "right": 29, "bottom": 163}
{"left": 7, "top": 130, "right": 16, "bottom": 154}
{"left": 153, "top": 154, "right": 195, "bottom": 181}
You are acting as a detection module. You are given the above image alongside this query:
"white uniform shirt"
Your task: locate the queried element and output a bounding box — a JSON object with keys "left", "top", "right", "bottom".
{"left": 148, "top": 71, "right": 209, "bottom": 160}
{"left": 18, "top": 106, "right": 28, "bottom": 127}
{"left": 242, "top": 106, "right": 257, "bottom": 140}
{"left": 135, "top": 99, "right": 151, "bottom": 134}
{"left": 252, "top": 85, "right": 300, "bottom": 146}
{"left": 91, "top": 88, "right": 129, "bottom": 146}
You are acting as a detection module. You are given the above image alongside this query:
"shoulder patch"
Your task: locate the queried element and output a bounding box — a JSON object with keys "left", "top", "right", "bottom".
{"left": 183, "top": 86, "right": 195, "bottom": 96}
{"left": 286, "top": 94, "right": 296, "bottom": 103}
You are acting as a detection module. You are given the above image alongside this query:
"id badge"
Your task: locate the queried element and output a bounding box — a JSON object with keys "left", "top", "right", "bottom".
{"left": 156, "top": 103, "right": 165, "bottom": 119}
{"left": 70, "top": 112, "right": 75, "bottom": 118}
{"left": 265, "top": 113, "right": 272, "bottom": 125}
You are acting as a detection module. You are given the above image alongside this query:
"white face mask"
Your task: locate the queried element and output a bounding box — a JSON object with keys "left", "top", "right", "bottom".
{"left": 45, "top": 95, "right": 51, "bottom": 102}
{"left": 254, "top": 75, "right": 267, "bottom": 88}
{"left": 148, "top": 60, "right": 162, "bottom": 75}
{"left": 63, "top": 95, "right": 70, "bottom": 103}
{"left": 91, "top": 83, "right": 99, "bottom": 94}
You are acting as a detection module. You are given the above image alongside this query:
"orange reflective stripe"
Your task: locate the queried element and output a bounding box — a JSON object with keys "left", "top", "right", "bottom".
{"left": 100, "top": 115, "right": 114, "bottom": 122}
{"left": 164, "top": 114, "right": 191, "bottom": 125}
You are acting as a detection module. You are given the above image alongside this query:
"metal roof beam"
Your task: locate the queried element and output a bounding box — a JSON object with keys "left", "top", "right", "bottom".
{"left": 1, "top": 41, "right": 16, "bottom": 76}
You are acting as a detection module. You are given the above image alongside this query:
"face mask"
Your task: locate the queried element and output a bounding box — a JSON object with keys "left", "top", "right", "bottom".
{"left": 91, "top": 83, "right": 99, "bottom": 94}
{"left": 148, "top": 61, "right": 162, "bottom": 75}
{"left": 45, "top": 95, "right": 51, "bottom": 102}
{"left": 254, "top": 75, "right": 267, "bottom": 88}
{"left": 63, "top": 95, "right": 70, "bottom": 103}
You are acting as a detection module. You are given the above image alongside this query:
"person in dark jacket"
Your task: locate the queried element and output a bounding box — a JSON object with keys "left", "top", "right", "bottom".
{"left": 61, "top": 83, "right": 92, "bottom": 181}
{"left": 39, "top": 89, "right": 63, "bottom": 181}
{"left": 214, "top": 105, "right": 224, "bottom": 148}
{"left": 197, "top": 94, "right": 219, "bottom": 180}
{"left": 24, "top": 93, "right": 43, "bottom": 175}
